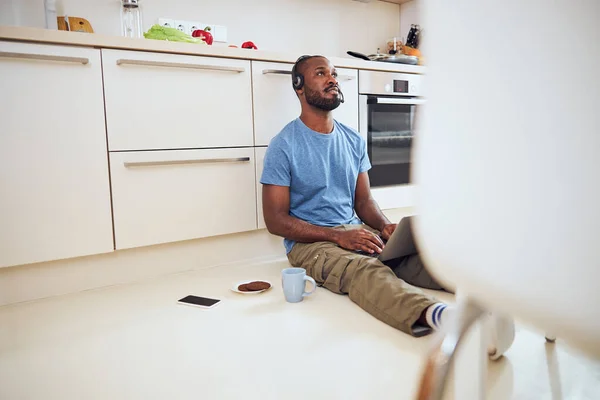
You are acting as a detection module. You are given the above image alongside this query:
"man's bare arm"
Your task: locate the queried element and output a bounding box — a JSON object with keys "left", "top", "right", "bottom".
{"left": 262, "top": 184, "right": 338, "bottom": 243}
{"left": 354, "top": 172, "right": 394, "bottom": 237}
{"left": 263, "top": 184, "right": 384, "bottom": 253}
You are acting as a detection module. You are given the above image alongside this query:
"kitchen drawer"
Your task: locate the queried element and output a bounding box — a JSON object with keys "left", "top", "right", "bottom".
{"left": 252, "top": 61, "right": 299, "bottom": 146}
{"left": 102, "top": 49, "right": 253, "bottom": 151}
{"left": 110, "top": 148, "right": 257, "bottom": 249}
{"left": 255, "top": 146, "right": 268, "bottom": 229}
{"left": 0, "top": 40, "right": 114, "bottom": 267}
{"left": 252, "top": 61, "right": 359, "bottom": 146}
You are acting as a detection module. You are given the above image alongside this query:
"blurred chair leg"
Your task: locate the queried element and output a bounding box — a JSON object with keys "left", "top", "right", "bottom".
{"left": 545, "top": 333, "right": 557, "bottom": 343}
{"left": 487, "top": 312, "right": 516, "bottom": 360}
{"left": 416, "top": 296, "right": 487, "bottom": 400}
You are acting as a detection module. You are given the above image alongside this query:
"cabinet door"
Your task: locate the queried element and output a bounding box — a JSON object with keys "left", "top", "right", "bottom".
{"left": 0, "top": 41, "right": 114, "bottom": 268}
{"left": 255, "top": 147, "right": 268, "bottom": 229}
{"left": 333, "top": 68, "right": 359, "bottom": 130}
{"left": 252, "top": 61, "right": 299, "bottom": 146}
{"left": 102, "top": 49, "right": 253, "bottom": 151}
{"left": 252, "top": 61, "right": 359, "bottom": 146}
{"left": 110, "top": 148, "right": 257, "bottom": 250}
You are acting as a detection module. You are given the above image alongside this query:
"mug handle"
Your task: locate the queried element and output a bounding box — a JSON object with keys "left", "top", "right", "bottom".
{"left": 303, "top": 276, "right": 317, "bottom": 297}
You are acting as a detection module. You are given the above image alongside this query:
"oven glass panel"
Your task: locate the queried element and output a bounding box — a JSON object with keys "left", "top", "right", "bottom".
{"left": 367, "top": 99, "right": 416, "bottom": 187}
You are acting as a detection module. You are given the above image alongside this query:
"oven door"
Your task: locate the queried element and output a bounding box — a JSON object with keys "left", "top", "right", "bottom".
{"left": 359, "top": 96, "right": 425, "bottom": 187}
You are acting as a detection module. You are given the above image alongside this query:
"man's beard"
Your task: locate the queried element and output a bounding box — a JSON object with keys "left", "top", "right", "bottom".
{"left": 304, "top": 85, "right": 342, "bottom": 111}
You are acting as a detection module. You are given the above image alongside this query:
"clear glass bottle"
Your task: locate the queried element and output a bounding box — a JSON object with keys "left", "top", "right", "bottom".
{"left": 121, "top": 0, "right": 143, "bottom": 38}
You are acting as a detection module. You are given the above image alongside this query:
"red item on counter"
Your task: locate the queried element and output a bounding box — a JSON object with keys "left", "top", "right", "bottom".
{"left": 241, "top": 41, "right": 258, "bottom": 50}
{"left": 192, "top": 29, "right": 213, "bottom": 45}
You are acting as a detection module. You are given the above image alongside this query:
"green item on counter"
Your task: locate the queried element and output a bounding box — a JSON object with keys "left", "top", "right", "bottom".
{"left": 143, "top": 24, "right": 206, "bottom": 44}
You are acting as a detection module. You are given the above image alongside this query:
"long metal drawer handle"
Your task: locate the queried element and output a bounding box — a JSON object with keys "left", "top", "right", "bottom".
{"left": 124, "top": 157, "right": 251, "bottom": 168}
{"left": 262, "top": 69, "right": 292, "bottom": 75}
{"left": 337, "top": 75, "right": 356, "bottom": 81}
{"left": 116, "top": 59, "right": 245, "bottom": 73}
{"left": 0, "top": 51, "right": 89, "bottom": 64}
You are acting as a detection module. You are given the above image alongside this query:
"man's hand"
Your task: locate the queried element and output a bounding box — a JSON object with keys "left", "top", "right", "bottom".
{"left": 380, "top": 223, "right": 397, "bottom": 241}
{"left": 334, "top": 229, "right": 385, "bottom": 254}
{"left": 354, "top": 172, "right": 396, "bottom": 243}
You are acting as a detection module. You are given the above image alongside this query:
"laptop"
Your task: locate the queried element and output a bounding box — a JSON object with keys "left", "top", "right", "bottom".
{"left": 359, "top": 216, "right": 417, "bottom": 262}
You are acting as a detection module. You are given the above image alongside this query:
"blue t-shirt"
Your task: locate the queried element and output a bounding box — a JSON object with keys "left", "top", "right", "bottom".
{"left": 260, "top": 118, "right": 371, "bottom": 253}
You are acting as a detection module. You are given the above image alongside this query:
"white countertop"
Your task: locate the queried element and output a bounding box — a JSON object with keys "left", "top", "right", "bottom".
{"left": 0, "top": 25, "right": 426, "bottom": 74}
{"left": 1, "top": 257, "right": 598, "bottom": 399}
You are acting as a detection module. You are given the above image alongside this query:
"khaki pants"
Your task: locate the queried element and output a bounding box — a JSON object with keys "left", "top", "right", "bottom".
{"left": 286, "top": 224, "right": 445, "bottom": 336}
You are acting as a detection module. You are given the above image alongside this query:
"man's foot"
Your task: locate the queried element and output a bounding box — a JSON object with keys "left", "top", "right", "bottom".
{"left": 424, "top": 303, "right": 453, "bottom": 330}
{"left": 424, "top": 304, "right": 515, "bottom": 360}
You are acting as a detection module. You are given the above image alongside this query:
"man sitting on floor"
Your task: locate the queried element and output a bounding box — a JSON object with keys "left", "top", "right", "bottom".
{"left": 260, "top": 55, "right": 514, "bottom": 358}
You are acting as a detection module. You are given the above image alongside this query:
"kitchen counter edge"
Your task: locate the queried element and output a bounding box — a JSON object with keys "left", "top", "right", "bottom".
{"left": 0, "top": 25, "right": 426, "bottom": 74}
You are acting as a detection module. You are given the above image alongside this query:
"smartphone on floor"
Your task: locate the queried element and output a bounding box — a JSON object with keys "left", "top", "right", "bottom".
{"left": 177, "top": 295, "right": 221, "bottom": 309}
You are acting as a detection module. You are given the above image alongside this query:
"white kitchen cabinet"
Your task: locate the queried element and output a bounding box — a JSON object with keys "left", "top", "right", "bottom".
{"left": 102, "top": 49, "right": 253, "bottom": 151}
{"left": 333, "top": 67, "right": 359, "bottom": 131}
{"left": 252, "top": 61, "right": 298, "bottom": 146}
{"left": 252, "top": 61, "right": 359, "bottom": 146}
{"left": 255, "top": 146, "right": 268, "bottom": 229}
{"left": 110, "top": 148, "right": 257, "bottom": 250}
{"left": 0, "top": 41, "right": 114, "bottom": 268}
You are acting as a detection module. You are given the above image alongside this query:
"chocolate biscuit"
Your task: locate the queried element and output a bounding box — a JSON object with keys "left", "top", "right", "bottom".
{"left": 238, "top": 281, "right": 271, "bottom": 292}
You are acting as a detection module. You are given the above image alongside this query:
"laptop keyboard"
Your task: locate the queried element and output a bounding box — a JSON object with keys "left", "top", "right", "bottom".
{"left": 356, "top": 251, "right": 379, "bottom": 258}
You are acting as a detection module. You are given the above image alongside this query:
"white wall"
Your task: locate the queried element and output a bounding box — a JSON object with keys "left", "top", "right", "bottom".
{"left": 0, "top": 0, "right": 401, "bottom": 57}
{"left": 399, "top": 0, "right": 420, "bottom": 44}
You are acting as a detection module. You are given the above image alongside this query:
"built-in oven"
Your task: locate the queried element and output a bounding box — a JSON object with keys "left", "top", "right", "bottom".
{"left": 358, "top": 70, "right": 424, "bottom": 188}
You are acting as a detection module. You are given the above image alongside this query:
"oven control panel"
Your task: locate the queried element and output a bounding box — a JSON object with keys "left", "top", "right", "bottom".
{"left": 359, "top": 70, "right": 422, "bottom": 97}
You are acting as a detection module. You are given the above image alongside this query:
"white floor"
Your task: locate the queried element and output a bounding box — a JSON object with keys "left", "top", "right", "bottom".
{"left": 0, "top": 258, "right": 598, "bottom": 399}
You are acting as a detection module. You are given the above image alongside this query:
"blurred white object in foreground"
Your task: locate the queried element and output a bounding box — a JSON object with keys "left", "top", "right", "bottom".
{"left": 414, "top": 0, "right": 600, "bottom": 359}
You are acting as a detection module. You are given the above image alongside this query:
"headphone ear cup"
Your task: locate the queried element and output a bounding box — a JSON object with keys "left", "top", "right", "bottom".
{"left": 293, "top": 74, "right": 304, "bottom": 90}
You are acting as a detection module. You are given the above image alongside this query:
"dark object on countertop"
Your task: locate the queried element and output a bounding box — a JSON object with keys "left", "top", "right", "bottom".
{"left": 406, "top": 25, "right": 416, "bottom": 47}
{"left": 346, "top": 50, "right": 418, "bottom": 65}
{"left": 388, "top": 37, "right": 399, "bottom": 55}
{"left": 406, "top": 24, "right": 421, "bottom": 49}
{"left": 347, "top": 50, "right": 370, "bottom": 60}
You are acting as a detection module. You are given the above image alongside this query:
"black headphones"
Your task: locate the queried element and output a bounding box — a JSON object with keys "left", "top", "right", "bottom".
{"left": 291, "top": 55, "right": 315, "bottom": 91}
